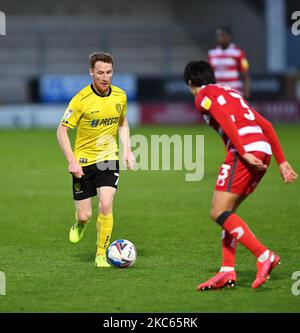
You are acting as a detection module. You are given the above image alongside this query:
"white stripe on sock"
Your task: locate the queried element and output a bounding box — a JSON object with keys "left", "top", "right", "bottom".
{"left": 220, "top": 266, "right": 235, "bottom": 272}
{"left": 258, "top": 250, "right": 270, "bottom": 263}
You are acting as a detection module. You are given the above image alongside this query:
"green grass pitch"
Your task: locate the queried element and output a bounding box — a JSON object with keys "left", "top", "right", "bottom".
{"left": 0, "top": 125, "right": 299, "bottom": 312}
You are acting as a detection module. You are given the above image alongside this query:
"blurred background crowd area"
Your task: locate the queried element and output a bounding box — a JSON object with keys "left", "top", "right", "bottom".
{"left": 0, "top": 0, "right": 300, "bottom": 127}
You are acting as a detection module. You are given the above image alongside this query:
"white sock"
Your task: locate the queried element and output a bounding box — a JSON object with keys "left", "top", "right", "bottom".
{"left": 220, "top": 266, "right": 235, "bottom": 273}
{"left": 257, "top": 250, "right": 270, "bottom": 263}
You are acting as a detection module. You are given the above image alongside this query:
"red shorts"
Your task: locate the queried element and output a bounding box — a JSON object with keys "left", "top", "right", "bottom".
{"left": 215, "top": 151, "right": 271, "bottom": 195}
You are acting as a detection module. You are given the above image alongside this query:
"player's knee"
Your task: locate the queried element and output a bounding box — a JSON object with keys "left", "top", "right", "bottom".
{"left": 210, "top": 208, "right": 220, "bottom": 222}
{"left": 210, "top": 207, "right": 226, "bottom": 222}
{"left": 213, "top": 210, "right": 233, "bottom": 226}
{"left": 99, "top": 206, "right": 112, "bottom": 215}
{"left": 77, "top": 208, "right": 92, "bottom": 223}
{"left": 99, "top": 200, "right": 112, "bottom": 215}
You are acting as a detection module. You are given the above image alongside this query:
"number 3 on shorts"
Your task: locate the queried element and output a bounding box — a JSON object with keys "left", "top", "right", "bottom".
{"left": 114, "top": 172, "right": 120, "bottom": 186}
{"left": 217, "top": 164, "right": 231, "bottom": 187}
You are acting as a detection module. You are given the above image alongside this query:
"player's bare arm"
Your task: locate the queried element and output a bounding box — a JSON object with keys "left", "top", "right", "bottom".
{"left": 241, "top": 70, "right": 251, "bottom": 100}
{"left": 119, "top": 116, "right": 135, "bottom": 170}
{"left": 56, "top": 123, "right": 84, "bottom": 178}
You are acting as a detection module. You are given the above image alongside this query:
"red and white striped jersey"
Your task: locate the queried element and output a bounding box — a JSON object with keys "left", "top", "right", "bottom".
{"left": 194, "top": 84, "right": 286, "bottom": 164}
{"left": 208, "top": 43, "right": 249, "bottom": 93}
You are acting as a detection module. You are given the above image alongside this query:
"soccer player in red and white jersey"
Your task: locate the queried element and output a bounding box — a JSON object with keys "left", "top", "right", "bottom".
{"left": 184, "top": 61, "right": 298, "bottom": 290}
{"left": 208, "top": 27, "right": 250, "bottom": 99}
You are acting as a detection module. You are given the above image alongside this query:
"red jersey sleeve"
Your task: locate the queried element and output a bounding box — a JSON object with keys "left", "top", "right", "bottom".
{"left": 195, "top": 91, "right": 246, "bottom": 156}
{"left": 237, "top": 49, "right": 249, "bottom": 73}
{"left": 251, "top": 109, "right": 286, "bottom": 165}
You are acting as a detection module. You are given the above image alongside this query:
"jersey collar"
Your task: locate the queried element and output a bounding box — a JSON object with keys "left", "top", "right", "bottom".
{"left": 90, "top": 84, "right": 112, "bottom": 97}
{"left": 217, "top": 42, "right": 235, "bottom": 51}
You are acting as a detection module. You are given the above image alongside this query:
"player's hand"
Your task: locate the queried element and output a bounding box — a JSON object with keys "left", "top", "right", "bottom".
{"left": 68, "top": 160, "right": 84, "bottom": 178}
{"left": 279, "top": 161, "right": 298, "bottom": 183}
{"left": 242, "top": 153, "right": 267, "bottom": 171}
{"left": 123, "top": 151, "right": 135, "bottom": 170}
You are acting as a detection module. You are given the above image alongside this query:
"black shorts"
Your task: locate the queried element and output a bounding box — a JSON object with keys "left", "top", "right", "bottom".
{"left": 72, "top": 160, "right": 119, "bottom": 201}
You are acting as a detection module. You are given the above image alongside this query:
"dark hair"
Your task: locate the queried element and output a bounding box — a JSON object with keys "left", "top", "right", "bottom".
{"left": 89, "top": 52, "right": 114, "bottom": 68}
{"left": 184, "top": 61, "right": 216, "bottom": 87}
{"left": 216, "top": 27, "right": 232, "bottom": 36}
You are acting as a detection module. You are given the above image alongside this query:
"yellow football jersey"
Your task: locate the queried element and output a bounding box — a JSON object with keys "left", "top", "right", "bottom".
{"left": 61, "top": 84, "right": 127, "bottom": 166}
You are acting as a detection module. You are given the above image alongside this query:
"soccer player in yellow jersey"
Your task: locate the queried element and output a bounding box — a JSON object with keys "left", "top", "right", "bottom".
{"left": 57, "top": 52, "right": 135, "bottom": 267}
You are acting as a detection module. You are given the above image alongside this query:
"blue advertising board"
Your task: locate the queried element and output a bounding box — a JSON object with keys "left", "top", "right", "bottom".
{"left": 40, "top": 74, "right": 137, "bottom": 103}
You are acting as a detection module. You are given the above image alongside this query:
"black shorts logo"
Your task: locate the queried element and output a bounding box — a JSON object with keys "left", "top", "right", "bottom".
{"left": 74, "top": 183, "right": 82, "bottom": 193}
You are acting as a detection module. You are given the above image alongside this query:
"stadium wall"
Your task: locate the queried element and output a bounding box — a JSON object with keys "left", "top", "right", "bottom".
{"left": 1, "top": 101, "right": 300, "bottom": 129}
{"left": 0, "top": 103, "right": 140, "bottom": 128}
{"left": 0, "top": 0, "right": 267, "bottom": 104}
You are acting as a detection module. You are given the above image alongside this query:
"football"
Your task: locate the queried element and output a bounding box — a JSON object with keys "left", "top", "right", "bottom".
{"left": 106, "top": 239, "right": 137, "bottom": 268}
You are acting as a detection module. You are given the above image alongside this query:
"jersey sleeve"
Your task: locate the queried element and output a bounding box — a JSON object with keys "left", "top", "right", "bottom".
{"left": 251, "top": 109, "right": 286, "bottom": 165}
{"left": 195, "top": 91, "right": 246, "bottom": 156}
{"left": 237, "top": 49, "right": 249, "bottom": 73}
{"left": 120, "top": 94, "right": 127, "bottom": 119}
{"left": 61, "top": 94, "right": 82, "bottom": 129}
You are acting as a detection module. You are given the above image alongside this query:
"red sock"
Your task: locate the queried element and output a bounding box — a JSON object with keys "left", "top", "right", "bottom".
{"left": 222, "top": 213, "right": 267, "bottom": 259}
{"left": 221, "top": 230, "right": 237, "bottom": 267}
